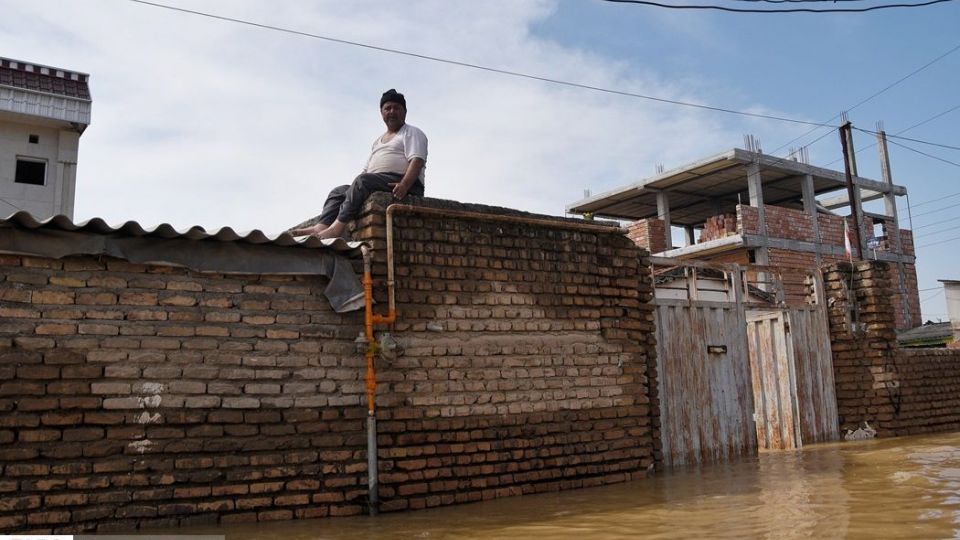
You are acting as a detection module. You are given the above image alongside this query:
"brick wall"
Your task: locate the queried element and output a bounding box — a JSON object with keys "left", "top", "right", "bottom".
{"left": 823, "top": 260, "right": 960, "bottom": 437}
{"left": 0, "top": 255, "right": 368, "bottom": 533}
{"left": 741, "top": 204, "right": 920, "bottom": 329}
{"left": 626, "top": 218, "right": 667, "bottom": 255}
{"left": 0, "top": 195, "right": 659, "bottom": 533}
{"left": 353, "top": 194, "right": 660, "bottom": 512}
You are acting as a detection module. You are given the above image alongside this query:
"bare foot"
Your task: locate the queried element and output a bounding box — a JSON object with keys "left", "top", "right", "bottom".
{"left": 317, "top": 220, "right": 347, "bottom": 240}
{"left": 290, "top": 223, "right": 328, "bottom": 237}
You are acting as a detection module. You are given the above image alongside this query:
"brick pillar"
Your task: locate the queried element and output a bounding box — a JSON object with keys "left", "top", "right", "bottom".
{"left": 626, "top": 219, "right": 666, "bottom": 254}
{"left": 822, "top": 261, "right": 901, "bottom": 436}
{"left": 636, "top": 249, "right": 662, "bottom": 469}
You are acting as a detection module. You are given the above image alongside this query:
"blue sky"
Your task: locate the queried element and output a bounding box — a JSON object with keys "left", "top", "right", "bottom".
{"left": 534, "top": 1, "right": 960, "bottom": 321}
{"left": 1, "top": 0, "right": 957, "bottom": 321}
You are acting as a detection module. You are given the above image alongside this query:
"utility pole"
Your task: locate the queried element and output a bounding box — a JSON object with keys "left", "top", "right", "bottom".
{"left": 839, "top": 121, "right": 863, "bottom": 260}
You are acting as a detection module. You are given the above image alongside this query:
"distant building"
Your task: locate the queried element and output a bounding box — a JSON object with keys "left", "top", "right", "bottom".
{"left": 942, "top": 280, "right": 960, "bottom": 347}
{"left": 568, "top": 147, "right": 922, "bottom": 330}
{"left": 0, "top": 57, "right": 91, "bottom": 220}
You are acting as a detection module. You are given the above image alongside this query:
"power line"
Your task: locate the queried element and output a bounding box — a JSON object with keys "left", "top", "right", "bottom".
{"left": 733, "top": 0, "right": 868, "bottom": 2}
{"left": 887, "top": 133, "right": 960, "bottom": 152}
{"left": 0, "top": 197, "right": 23, "bottom": 214}
{"left": 769, "top": 42, "right": 960, "bottom": 160}
{"left": 918, "top": 285, "right": 942, "bottom": 292}
{"left": 887, "top": 138, "right": 960, "bottom": 168}
{"left": 827, "top": 103, "right": 960, "bottom": 170}
{"left": 904, "top": 190, "right": 960, "bottom": 210}
{"left": 913, "top": 214, "right": 960, "bottom": 232}
{"left": 125, "top": 0, "right": 833, "bottom": 128}
{"left": 919, "top": 289, "right": 945, "bottom": 302}
{"left": 854, "top": 126, "right": 960, "bottom": 151}
{"left": 918, "top": 235, "right": 960, "bottom": 249}
{"left": 601, "top": 0, "right": 955, "bottom": 13}
{"left": 911, "top": 199, "right": 960, "bottom": 218}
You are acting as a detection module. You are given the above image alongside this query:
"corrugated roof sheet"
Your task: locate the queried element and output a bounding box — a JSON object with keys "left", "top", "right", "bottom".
{"left": 897, "top": 322, "right": 953, "bottom": 346}
{"left": 0, "top": 211, "right": 366, "bottom": 256}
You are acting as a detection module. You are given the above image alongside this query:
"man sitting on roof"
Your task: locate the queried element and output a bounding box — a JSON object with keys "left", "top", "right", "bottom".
{"left": 292, "top": 89, "right": 427, "bottom": 240}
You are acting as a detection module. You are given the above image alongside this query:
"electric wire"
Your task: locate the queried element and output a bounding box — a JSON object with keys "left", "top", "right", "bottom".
{"left": 771, "top": 42, "right": 960, "bottom": 161}
{"left": 601, "top": 0, "right": 955, "bottom": 13}
{"left": 827, "top": 103, "right": 960, "bottom": 170}
{"left": 919, "top": 288, "right": 945, "bottom": 302}
{"left": 887, "top": 139, "right": 960, "bottom": 168}
{"left": 733, "top": 0, "right": 867, "bottom": 3}
{"left": 913, "top": 214, "right": 960, "bottom": 232}
{"left": 124, "top": 0, "right": 833, "bottom": 128}
{"left": 911, "top": 200, "right": 960, "bottom": 218}
{"left": 853, "top": 126, "right": 960, "bottom": 151}
{"left": 0, "top": 197, "right": 23, "bottom": 213}
{"left": 903, "top": 190, "right": 960, "bottom": 210}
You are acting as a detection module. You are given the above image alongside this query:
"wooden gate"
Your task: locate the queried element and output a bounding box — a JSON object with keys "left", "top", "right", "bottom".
{"left": 653, "top": 258, "right": 838, "bottom": 466}
{"left": 655, "top": 301, "right": 755, "bottom": 467}
{"left": 747, "top": 306, "right": 839, "bottom": 450}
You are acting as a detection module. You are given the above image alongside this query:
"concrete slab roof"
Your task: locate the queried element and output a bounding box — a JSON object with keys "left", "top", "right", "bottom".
{"left": 566, "top": 148, "right": 907, "bottom": 226}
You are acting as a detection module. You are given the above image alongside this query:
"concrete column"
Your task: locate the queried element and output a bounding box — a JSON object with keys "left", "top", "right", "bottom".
{"left": 657, "top": 191, "right": 672, "bottom": 250}
{"left": 684, "top": 225, "right": 695, "bottom": 247}
{"left": 57, "top": 130, "right": 80, "bottom": 220}
{"left": 801, "top": 174, "right": 822, "bottom": 266}
{"left": 877, "top": 129, "right": 912, "bottom": 327}
{"left": 747, "top": 163, "right": 769, "bottom": 265}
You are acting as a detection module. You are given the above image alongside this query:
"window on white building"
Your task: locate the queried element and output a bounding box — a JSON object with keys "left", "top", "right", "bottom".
{"left": 15, "top": 158, "right": 46, "bottom": 186}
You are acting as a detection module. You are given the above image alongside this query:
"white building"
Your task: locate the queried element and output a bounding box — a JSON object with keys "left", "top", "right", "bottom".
{"left": 0, "top": 57, "right": 91, "bottom": 220}
{"left": 942, "top": 280, "right": 960, "bottom": 345}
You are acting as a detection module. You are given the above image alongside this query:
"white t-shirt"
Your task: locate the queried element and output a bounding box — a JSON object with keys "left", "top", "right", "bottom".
{"left": 363, "top": 123, "right": 428, "bottom": 183}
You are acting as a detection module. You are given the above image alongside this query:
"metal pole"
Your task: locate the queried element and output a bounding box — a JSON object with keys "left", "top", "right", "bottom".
{"left": 839, "top": 122, "right": 863, "bottom": 261}
{"left": 367, "top": 413, "right": 378, "bottom": 516}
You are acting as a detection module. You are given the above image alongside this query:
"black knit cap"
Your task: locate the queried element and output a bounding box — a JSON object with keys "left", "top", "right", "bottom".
{"left": 380, "top": 89, "right": 406, "bottom": 109}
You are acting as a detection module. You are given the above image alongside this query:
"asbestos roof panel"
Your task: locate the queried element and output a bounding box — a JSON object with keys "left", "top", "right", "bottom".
{"left": 0, "top": 211, "right": 366, "bottom": 256}
{"left": 897, "top": 322, "right": 953, "bottom": 345}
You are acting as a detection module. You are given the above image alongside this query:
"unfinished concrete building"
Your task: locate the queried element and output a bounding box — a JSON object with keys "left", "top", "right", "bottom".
{"left": 567, "top": 147, "right": 921, "bottom": 330}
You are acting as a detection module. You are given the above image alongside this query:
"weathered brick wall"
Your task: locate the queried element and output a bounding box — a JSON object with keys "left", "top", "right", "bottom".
{"left": 823, "top": 261, "right": 960, "bottom": 437}
{"left": 890, "top": 349, "right": 960, "bottom": 434}
{"left": 626, "top": 218, "right": 667, "bottom": 254}
{"left": 0, "top": 255, "right": 368, "bottom": 533}
{"left": 354, "top": 194, "right": 659, "bottom": 512}
{"left": 0, "top": 195, "right": 659, "bottom": 533}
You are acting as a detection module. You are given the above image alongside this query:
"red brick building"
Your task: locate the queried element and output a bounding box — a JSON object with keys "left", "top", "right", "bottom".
{"left": 568, "top": 147, "right": 921, "bottom": 329}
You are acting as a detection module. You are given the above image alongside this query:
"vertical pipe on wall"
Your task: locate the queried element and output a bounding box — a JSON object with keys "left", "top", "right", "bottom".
{"left": 361, "top": 246, "right": 379, "bottom": 516}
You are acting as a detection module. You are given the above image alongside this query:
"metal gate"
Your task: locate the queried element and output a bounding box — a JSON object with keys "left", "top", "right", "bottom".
{"left": 653, "top": 258, "right": 838, "bottom": 467}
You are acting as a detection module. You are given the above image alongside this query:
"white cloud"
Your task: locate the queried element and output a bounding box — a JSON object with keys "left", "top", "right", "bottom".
{"left": 1, "top": 0, "right": 805, "bottom": 233}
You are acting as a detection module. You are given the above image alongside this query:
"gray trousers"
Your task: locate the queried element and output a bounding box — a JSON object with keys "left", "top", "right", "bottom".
{"left": 318, "top": 172, "right": 425, "bottom": 225}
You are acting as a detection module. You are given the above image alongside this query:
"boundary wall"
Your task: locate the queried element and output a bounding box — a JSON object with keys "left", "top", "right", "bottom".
{"left": 0, "top": 194, "right": 659, "bottom": 533}
{"left": 822, "top": 261, "right": 960, "bottom": 436}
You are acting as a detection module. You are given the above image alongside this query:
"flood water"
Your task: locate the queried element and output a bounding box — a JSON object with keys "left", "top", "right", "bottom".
{"left": 185, "top": 431, "right": 960, "bottom": 539}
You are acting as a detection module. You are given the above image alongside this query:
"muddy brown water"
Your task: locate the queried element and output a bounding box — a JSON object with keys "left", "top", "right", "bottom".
{"left": 179, "top": 431, "right": 960, "bottom": 539}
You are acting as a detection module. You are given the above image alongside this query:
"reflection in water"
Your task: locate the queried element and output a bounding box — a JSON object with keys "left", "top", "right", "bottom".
{"left": 180, "top": 432, "right": 960, "bottom": 539}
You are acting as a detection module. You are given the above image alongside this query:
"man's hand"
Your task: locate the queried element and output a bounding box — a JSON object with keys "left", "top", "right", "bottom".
{"left": 391, "top": 157, "right": 424, "bottom": 200}
{"left": 389, "top": 181, "right": 410, "bottom": 200}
